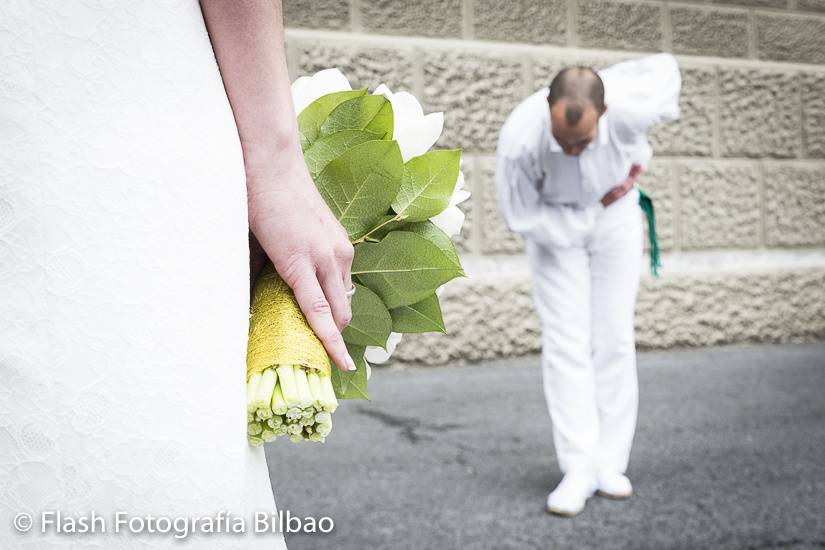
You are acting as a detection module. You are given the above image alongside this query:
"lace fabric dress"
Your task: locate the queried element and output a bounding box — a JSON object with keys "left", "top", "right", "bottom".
{"left": 0, "top": 2, "right": 286, "bottom": 548}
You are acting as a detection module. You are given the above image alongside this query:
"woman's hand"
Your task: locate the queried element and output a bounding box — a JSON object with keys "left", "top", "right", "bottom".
{"left": 200, "top": 0, "right": 356, "bottom": 372}
{"left": 247, "top": 154, "right": 356, "bottom": 373}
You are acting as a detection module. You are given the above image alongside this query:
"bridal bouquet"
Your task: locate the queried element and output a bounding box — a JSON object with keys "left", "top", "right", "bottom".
{"left": 246, "top": 69, "right": 469, "bottom": 446}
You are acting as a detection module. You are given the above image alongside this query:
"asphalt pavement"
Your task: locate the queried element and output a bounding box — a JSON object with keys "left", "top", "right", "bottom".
{"left": 266, "top": 343, "right": 825, "bottom": 550}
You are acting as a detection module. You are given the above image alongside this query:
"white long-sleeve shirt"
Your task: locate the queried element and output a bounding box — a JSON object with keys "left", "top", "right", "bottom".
{"left": 496, "top": 53, "right": 681, "bottom": 247}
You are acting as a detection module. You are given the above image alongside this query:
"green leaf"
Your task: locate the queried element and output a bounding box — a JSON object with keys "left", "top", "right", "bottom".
{"left": 304, "top": 129, "right": 381, "bottom": 179}
{"left": 315, "top": 140, "right": 404, "bottom": 240}
{"left": 298, "top": 89, "right": 367, "bottom": 150}
{"left": 361, "top": 213, "right": 410, "bottom": 242}
{"left": 342, "top": 283, "right": 392, "bottom": 347}
{"left": 330, "top": 343, "right": 369, "bottom": 400}
{"left": 390, "top": 293, "right": 446, "bottom": 333}
{"left": 392, "top": 149, "right": 461, "bottom": 222}
{"left": 352, "top": 230, "right": 464, "bottom": 308}
{"left": 398, "top": 221, "right": 462, "bottom": 268}
{"left": 320, "top": 95, "right": 393, "bottom": 141}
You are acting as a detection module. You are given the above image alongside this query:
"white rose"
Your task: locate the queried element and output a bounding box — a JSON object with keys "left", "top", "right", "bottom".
{"left": 373, "top": 84, "right": 443, "bottom": 162}
{"left": 291, "top": 68, "right": 352, "bottom": 116}
{"left": 364, "top": 332, "right": 403, "bottom": 365}
{"left": 430, "top": 169, "right": 470, "bottom": 238}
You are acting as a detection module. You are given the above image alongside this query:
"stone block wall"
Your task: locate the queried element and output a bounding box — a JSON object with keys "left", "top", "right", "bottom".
{"left": 284, "top": 0, "right": 825, "bottom": 364}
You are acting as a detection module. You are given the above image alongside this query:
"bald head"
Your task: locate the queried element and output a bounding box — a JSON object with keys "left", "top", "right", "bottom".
{"left": 547, "top": 67, "right": 607, "bottom": 156}
{"left": 548, "top": 67, "right": 605, "bottom": 122}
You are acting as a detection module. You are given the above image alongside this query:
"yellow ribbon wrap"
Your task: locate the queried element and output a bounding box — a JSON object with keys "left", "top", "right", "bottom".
{"left": 246, "top": 262, "right": 331, "bottom": 379}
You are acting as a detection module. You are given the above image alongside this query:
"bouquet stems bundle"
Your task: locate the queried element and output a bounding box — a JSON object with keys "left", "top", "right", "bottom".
{"left": 246, "top": 69, "right": 469, "bottom": 446}
{"left": 246, "top": 365, "right": 336, "bottom": 445}
{"left": 246, "top": 264, "right": 338, "bottom": 445}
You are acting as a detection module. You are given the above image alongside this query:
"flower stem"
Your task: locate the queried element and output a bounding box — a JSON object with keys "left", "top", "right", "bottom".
{"left": 293, "top": 366, "right": 314, "bottom": 409}
{"left": 319, "top": 375, "right": 339, "bottom": 412}
{"left": 350, "top": 213, "right": 405, "bottom": 245}
{"left": 254, "top": 368, "right": 277, "bottom": 411}
{"left": 306, "top": 371, "right": 323, "bottom": 408}
{"left": 246, "top": 372, "right": 262, "bottom": 412}
{"left": 271, "top": 383, "right": 288, "bottom": 416}
{"left": 314, "top": 411, "right": 332, "bottom": 426}
{"left": 276, "top": 365, "right": 301, "bottom": 409}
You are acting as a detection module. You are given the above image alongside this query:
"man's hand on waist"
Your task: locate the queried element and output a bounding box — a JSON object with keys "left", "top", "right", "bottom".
{"left": 601, "top": 164, "right": 642, "bottom": 208}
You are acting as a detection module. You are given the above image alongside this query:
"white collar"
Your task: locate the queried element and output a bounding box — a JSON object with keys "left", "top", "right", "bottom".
{"left": 547, "top": 112, "right": 610, "bottom": 153}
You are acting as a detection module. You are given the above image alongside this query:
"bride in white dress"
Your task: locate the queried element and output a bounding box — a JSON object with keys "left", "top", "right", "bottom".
{"left": 0, "top": 2, "right": 355, "bottom": 548}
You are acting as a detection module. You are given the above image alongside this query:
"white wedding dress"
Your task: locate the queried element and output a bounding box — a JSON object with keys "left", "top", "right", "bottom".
{"left": 0, "top": 2, "right": 286, "bottom": 548}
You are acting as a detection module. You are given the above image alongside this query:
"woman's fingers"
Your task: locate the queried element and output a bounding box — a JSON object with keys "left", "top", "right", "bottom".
{"left": 289, "top": 267, "right": 356, "bottom": 372}
{"left": 319, "top": 266, "right": 353, "bottom": 332}
{"left": 337, "top": 240, "right": 355, "bottom": 302}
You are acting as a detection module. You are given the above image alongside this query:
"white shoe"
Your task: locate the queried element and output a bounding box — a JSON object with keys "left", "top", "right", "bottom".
{"left": 596, "top": 471, "right": 633, "bottom": 499}
{"left": 546, "top": 471, "right": 598, "bottom": 517}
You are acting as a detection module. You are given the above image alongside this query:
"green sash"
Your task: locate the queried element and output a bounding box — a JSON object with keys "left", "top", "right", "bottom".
{"left": 638, "top": 188, "right": 660, "bottom": 277}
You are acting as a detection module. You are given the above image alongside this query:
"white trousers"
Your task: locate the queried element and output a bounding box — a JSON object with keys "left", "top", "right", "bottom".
{"left": 526, "top": 189, "right": 643, "bottom": 475}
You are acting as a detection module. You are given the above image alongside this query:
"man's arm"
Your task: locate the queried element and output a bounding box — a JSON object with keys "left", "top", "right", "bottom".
{"left": 496, "top": 151, "right": 542, "bottom": 238}
{"left": 603, "top": 53, "right": 682, "bottom": 139}
{"left": 495, "top": 150, "right": 581, "bottom": 246}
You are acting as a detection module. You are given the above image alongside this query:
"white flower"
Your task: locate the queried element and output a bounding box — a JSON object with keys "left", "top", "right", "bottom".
{"left": 364, "top": 332, "right": 403, "bottom": 365}
{"left": 373, "top": 83, "right": 467, "bottom": 238}
{"left": 373, "top": 84, "right": 443, "bottom": 162}
{"left": 291, "top": 75, "right": 444, "bottom": 162}
{"left": 291, "top": 68, "right": 352, "bottom": 116}
{"left": 430, "top": 169, "right": 470, "bottom": 238}
{"left": 430, "top": 207, "right": 464, "bottom": 238}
